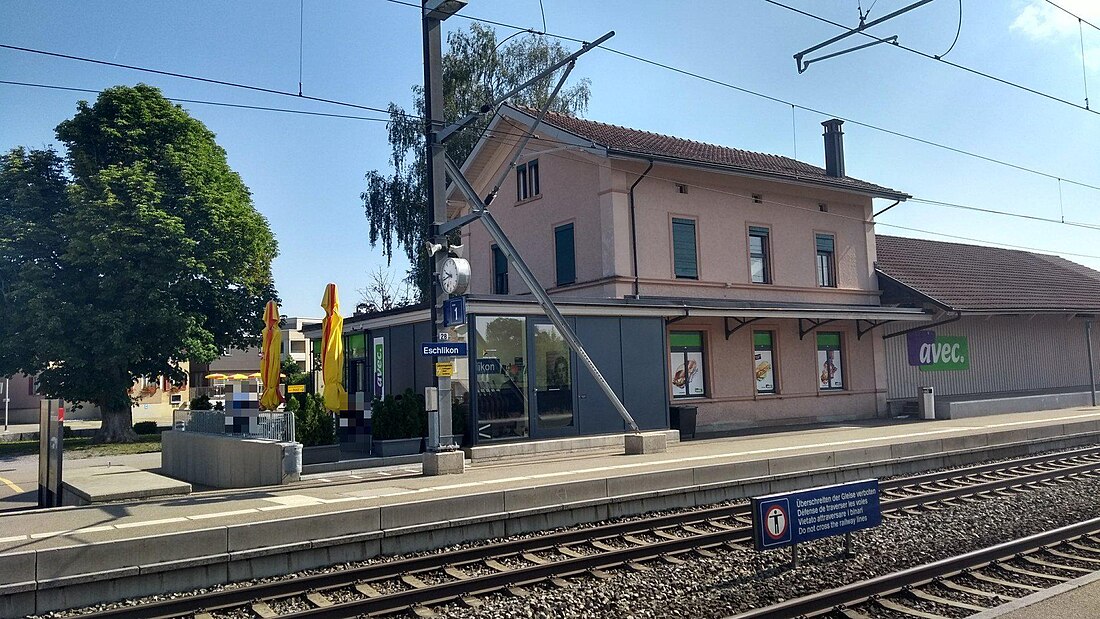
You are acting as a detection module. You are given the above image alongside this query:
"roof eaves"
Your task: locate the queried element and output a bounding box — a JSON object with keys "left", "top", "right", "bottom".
{"left": 607, "top": 149, "right": 911, "bottom": 201}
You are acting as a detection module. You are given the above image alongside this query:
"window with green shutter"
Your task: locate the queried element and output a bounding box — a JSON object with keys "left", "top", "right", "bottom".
{"left": 554, "top": 223, "right": 575, "bottom": 286}
{"left": 672, "top": 218, "right": 698, "bottom": 279}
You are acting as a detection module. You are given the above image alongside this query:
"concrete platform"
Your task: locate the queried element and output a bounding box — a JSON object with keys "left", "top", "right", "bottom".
{"left": 973, "top": 570, "right": 1100, "bottom": 618}
{"left": 61, "top": 464, "right": 191, "bottom": 506}
{"left": 3, "top": 406, "right": 1100, "bottom": 616}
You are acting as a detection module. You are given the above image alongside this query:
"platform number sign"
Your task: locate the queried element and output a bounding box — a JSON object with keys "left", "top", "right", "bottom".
{"left": 755, "top": 498, "right": 792, "bottom": 548}
{"left": 443, "top": 296, "right": 466, "bottom": 327}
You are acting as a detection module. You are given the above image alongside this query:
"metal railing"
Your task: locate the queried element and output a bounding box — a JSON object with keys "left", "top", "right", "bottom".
{"left": 173, "top": 409, "right": 296, "bottom": 443}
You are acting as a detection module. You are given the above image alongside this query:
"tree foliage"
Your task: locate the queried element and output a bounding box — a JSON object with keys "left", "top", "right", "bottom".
{"left": 362, "top": 24, "right": 592, "bottom": 299}
{"left": 356, "top": 265, "right": 414, "bottom": 315}
{"left": 0, "top": 84, "right": 278, "bottom": 442}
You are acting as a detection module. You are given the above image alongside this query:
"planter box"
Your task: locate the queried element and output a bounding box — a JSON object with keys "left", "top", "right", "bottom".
{"left": 371, "top": 437, "right": 423, "bottom": 458}
{"left": 302, "top": 444, "right": 341, "bottom": 465}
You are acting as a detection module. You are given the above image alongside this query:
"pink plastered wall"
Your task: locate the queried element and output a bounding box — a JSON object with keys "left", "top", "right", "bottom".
{"left": 667, "top": 317, "right": 888, "bottom": 431}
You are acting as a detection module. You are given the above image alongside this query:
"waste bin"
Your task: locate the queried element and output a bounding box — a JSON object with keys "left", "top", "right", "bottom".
{"left": 919, "top": 386, "right": 935, "bottom": 420}
{"left": 669, "top": 405, "right": 697, "bottom": 440}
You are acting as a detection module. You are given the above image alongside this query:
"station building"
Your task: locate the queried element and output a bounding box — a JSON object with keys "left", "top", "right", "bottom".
{"left": 308, "top": 105, "right": 936, "bottom": 444}
{"left": 875, "top": 235, "right": 1100, "bottom": 418}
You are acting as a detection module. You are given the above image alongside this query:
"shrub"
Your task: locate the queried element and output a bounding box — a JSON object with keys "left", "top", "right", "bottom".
{"left": 294, "top": 393, "right": 335, "bottom": 446}
{"left": 371, "top": 389, "right": 426, "bottom": 440}
{"left": 190, "top": 394, "right": 212, "bottom": 410}
{"left": 133, "top": 421, "right": 159, "bottom": 435}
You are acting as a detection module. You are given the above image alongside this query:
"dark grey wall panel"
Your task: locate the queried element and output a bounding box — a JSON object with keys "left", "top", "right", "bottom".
{"left": 413, "top": 321, "right": 433, "bottom": 392}
{"left": 620, "top": 317, "right": 669, "bottom": 430}
{"left": 575, "top": 316, "right": 626, "bottom": 435}
{"left": 390, "top": 324, "right": 416, "bottom": 395}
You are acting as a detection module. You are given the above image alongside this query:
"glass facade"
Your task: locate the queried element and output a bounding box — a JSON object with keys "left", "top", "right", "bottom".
{"left": 475, "top": 316, "right": 529, "bottom": 440}
{"left": 533, "top": 323, "right": 573, "bottom": 429}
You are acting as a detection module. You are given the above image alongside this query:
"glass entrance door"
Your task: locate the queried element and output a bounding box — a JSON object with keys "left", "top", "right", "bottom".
{"left": 530, "top": 322, "right": 577, "bottom": 437}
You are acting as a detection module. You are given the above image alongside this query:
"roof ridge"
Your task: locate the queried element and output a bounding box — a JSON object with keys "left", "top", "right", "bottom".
{"left": 502, "top": 103, "right": 908, "bottom": 199}
{"left": 513, "top": 104, "right": 839, "bottom": 178}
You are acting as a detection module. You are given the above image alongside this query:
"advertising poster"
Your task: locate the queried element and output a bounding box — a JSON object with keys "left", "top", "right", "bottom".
{"left": 372, "top": 337, "right": 385, "bottom": 398}
{"left": 671, "top": 352, "right": 704, "bottom": 397}
{"left": 753, "top": 332, "right": 775, "bottom": 393}
{"left": 755, "top": 350, "right": 774, "bottom": 392}
{"left": 818, "top": 348, "right": 843, "bottom": 389}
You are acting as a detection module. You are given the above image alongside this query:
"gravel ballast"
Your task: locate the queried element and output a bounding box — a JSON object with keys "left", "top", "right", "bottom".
{"left": 439, "top": 476, "right": 1100, "bottom": 619}
{"left": 28, "top": 444, "right": 1100, "bottom": 618}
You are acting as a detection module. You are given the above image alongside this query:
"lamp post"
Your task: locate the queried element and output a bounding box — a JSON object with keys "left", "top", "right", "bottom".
{"left": 423, "top": 0, "right": 466, "bottom": 453}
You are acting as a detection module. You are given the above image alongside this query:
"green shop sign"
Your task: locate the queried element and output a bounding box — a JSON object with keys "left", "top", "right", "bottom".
{"left": 907, "top": 330, "right": 969, "bottom": 372}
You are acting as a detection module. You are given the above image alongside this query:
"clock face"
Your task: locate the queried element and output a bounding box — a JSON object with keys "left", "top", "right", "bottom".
{"left": 440, "top": 257, "right": 470, "bottom": 295}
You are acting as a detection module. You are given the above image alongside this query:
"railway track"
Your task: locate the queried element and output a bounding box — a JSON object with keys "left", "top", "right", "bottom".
{"left": 729, "top": 516, "right": 1100, "bottom": 619}
{"left": 79, "top": 445, "right": 1100, "bottom": 619}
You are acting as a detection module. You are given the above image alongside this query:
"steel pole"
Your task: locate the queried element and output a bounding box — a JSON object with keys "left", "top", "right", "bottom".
{"left": 423, "top": 5, "right": 453, "bottom": 450}
{"left": 3, "top": 378, "right": 8, "bottom": 432}
{"left": 444, "top": 156, "right": 640, "bottom": 432}
{"left": 1087, "top": 321, "right": 1096, "bottom": 407}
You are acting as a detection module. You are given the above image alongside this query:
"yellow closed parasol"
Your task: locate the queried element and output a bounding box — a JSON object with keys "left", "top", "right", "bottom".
{"left": 320, "top": 283, "right": 347, "bottom": 412}
{"left": 259, "top": 300, "right": 284, "bottom": 411}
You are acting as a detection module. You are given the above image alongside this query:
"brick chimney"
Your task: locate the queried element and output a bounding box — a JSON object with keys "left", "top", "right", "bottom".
{"left": 822, "top": 119, "right": 845, "bottom": 178}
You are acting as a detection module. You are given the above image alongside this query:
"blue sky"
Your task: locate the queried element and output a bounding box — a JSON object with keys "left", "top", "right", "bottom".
{"left": 3, "top": 0, "right": 1099, "bottom": 317}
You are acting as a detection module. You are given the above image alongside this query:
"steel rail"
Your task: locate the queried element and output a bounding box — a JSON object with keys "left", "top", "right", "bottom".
{"left": 79, "top": 445, "right": 1100, "bottom": 619}
{"left": 726, "top": 517, "right": 1100, "bottom": 619}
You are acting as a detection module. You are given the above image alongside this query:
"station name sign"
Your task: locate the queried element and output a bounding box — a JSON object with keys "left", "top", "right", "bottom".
{"left": 751, "top": 479, "right": 880, "bottom": 550}
{"left": 421, "top": 342, "right": 467, "bottom": 357}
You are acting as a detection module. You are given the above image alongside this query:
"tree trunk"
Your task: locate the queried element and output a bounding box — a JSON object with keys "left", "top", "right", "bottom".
{"left": 94, "top": 403, "right": 138, "bottom": 443}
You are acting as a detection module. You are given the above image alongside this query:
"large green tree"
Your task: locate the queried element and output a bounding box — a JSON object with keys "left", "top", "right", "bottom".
{"left": 362, "top": 24, "right": 592, "bottom": 298}
{"left": 0, "top": 84, "right": 278, "bottom": 442}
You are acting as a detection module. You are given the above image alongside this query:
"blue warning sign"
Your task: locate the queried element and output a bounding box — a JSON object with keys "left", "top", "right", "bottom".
{"left": 751, "top": 479, "right": 880, "bottom": 551}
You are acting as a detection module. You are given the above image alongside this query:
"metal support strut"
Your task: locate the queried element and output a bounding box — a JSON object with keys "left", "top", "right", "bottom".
{"left": 444, "top": 156, "right": 640, "bottom": 433}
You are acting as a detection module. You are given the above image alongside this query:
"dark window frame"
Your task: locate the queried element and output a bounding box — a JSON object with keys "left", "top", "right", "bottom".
{"left": 752, "top": 330, "right": 777, "bottom": 395}
{"left": 554, "top": 222, "right": 576, "bottom": 286}
{"left": 815, "top": 233, "right": 836, "bottom": 288}
{"left": 816, "top": 331, "right": 846, "bottom": 391}
{"left": 671, "top": 217, "right": 699, "bottom": 280}
{"left": 492, "top": 245, "right": 509, "bottom": 294}
{"left": 669, "top": 330, "right": 707, "bottom": 399}
{"left": 748, "top": 225, "right": 771, "bottom": 284}
{"left": 516, "top": 158, "right": 540, "bottom": 201}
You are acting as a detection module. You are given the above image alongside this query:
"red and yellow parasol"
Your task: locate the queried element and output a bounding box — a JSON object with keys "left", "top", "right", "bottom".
{"left": 259, "top": 300, "right": 284, "bottom": 411}
{"left": 321, "top": 283, "right": 347, "bottom": 412}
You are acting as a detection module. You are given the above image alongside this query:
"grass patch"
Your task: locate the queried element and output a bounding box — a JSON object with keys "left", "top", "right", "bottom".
{"left": 0, "top": 435, "right": 162, "bottom": 459}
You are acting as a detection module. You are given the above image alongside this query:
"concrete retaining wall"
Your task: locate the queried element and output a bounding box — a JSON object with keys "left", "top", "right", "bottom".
{"left": 161, "top": 431, "right": 299, "bottom": 489}
{"left": 6, "top": 420, "right": 1100, "bottom": 617}
{"left": 464, "top": 430, "right": 680, "bottom": 461}
{"left": 938, "top": 392, "right": 1094, "bottom": 419}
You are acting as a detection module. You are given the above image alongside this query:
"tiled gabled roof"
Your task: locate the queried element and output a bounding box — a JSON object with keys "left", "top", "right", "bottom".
{"left": 508, "top": 105, "right": 909, "bottom": 200}
{"left": 875, "top": 235, "right": 1100, "bottom": 312}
